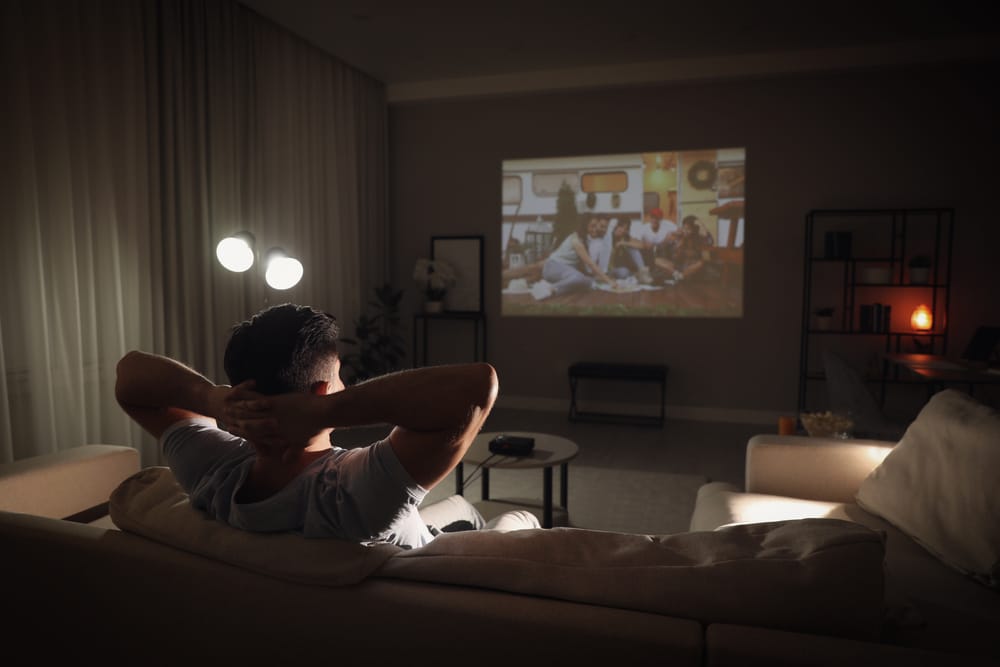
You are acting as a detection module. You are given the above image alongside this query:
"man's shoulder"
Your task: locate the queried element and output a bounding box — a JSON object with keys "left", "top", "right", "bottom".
{"left": 160, "top": 416, "right": 222, "bottom": 442}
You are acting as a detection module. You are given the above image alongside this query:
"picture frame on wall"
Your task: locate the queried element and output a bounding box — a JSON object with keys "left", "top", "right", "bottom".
{"left": 431, "top": 235, "right": 483, "bottom": 313}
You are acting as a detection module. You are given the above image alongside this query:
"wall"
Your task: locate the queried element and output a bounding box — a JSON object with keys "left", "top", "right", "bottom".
{"left": 389, "top": 60, "right": 1000, "bottom": 421}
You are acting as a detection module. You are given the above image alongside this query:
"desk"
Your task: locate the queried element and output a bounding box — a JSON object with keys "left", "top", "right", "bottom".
{"left": 412, "top": 312, "right": 486, "bottom": 366}
{"left": 456, "top": 431, "right": 579, "bottom": 529}
{"left": 881, "top": 354, "right": 1000, "bottom": 400}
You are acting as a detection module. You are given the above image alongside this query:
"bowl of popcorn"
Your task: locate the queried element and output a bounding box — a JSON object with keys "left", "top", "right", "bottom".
{"left": 799, "top": 411, "right": 854, "bottom": 438}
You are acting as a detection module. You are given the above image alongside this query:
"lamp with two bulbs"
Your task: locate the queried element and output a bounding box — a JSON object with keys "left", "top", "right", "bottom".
{"left": 215, "top": 232, "right": 303, "bottom": 290}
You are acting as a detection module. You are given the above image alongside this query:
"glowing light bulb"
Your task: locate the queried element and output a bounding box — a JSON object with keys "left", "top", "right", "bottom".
{"left": 215, "top": 235, "right": 254, "bottom": 272}
{"left": 910, "top": 304, "right": 933, "bottom": 331}
{"left": 265, "top": 249, "right": 303, "bottom": 290}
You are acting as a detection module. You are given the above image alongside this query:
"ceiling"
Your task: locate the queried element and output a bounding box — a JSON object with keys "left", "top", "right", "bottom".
{"left": 237, "top": 1, "right": 998, "bottom": 102}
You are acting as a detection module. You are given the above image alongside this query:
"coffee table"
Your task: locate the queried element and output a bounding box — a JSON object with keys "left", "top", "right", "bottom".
{"left": 455, "top": 431, "right": 579, "bottom": 528}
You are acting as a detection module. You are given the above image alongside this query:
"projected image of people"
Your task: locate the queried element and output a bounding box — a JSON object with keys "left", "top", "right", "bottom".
{"left": 501, "top": 148, "right": 745, "bottom": 317}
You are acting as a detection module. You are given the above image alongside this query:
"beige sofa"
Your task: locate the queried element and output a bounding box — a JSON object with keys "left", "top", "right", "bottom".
{"left": 691, "top": 434, "right": 1000, "bottom": 664}
{"left": 1, "top": 435, "right": 995, "bottom": 666}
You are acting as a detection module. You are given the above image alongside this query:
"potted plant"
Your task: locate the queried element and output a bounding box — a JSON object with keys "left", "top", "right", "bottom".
{"left": 339, "top": 283, "right": 405, "bottom": 384}
{"left": 813, "top": 307, "right": 835, "bottom": 331}
{"left": 908, "top": 255, "right": 932, "bottom": 284}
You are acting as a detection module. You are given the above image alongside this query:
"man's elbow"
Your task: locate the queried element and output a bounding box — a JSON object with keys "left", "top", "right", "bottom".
{"left": 471, "top": 363, "right": 499, "bottom": 410}
{"left": 114, "top": 350, "right": 142, "bottom": 406}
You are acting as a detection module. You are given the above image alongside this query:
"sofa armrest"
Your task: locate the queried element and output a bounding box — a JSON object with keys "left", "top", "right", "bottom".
{"left": 0, "top": 445, "right": 139, "bottom": 519}
{"left": 745, "top": 435, "right": 895, "bottom": 503}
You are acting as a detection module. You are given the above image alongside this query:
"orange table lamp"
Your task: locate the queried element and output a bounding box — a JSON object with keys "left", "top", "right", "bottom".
{"left": 910, "top": 304, "right": 933, "bottom": 331}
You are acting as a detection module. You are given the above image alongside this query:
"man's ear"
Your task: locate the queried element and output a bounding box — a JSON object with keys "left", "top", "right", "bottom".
{"left": 310, "top": 380, "right": 331, "bottom": 396}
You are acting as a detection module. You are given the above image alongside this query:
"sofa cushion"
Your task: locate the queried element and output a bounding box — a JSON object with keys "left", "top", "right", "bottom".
{"left": 109, "top": 467, "right": 400, "bottom": 586}
{"left": 378, "top": 518, "right": 887, "bottom": 640}
{"left": 855, "top": 389, "right": 1000, "bottom": 587}
{"left": 689, "top": 481, "right": 853, "bottom": 532}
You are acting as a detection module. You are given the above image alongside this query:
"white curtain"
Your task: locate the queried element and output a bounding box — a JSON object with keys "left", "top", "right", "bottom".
{"left": 0, "top": 0, "right": 388, "bottom": 465}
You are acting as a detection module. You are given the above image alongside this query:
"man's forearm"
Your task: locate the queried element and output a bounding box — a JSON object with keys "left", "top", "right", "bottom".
{"left": 115, "top": 351, "right": 220, "bottom": 416}
{"left": 323, "top": 363, "right": 497, "bottom": 432}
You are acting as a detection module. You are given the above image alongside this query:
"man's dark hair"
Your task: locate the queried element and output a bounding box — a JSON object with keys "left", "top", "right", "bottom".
{"left": 223, "top": 303, "right": 339, "bottom": 395}
{"left": 682, "top": 215, "right": 699, "bottom": 229}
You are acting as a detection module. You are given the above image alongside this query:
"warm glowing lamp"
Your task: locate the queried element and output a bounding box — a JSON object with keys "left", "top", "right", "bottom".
{"left": 910, "top": 304, "right": 933, "bottom": 331}
{"left": 264, "top": 248, "right": 303, "bottom": 290}
{"left": 215, "top": 232, "right": 255, "bottom": 272}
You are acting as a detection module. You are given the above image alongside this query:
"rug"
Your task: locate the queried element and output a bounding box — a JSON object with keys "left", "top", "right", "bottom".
{"left": 422, "top": 465, "right": 707, "bottom": 536}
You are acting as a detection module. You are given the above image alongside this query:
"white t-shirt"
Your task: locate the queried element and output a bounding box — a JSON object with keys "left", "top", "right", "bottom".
{"left": 161, "top": 418, "right": 434, "bottom": 548}
{"left": 633, "top": 219, "right": 677, "bottom": 245}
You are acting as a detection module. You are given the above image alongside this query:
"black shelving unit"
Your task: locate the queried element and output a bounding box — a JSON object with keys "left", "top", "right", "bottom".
{"left": 797, "top": 208, "right": 954, "bottom": 412}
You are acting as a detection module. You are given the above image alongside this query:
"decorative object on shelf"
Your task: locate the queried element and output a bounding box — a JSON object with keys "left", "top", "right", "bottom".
{"left": 813, "top": 307, "right": 835, "bottom": 330}
{"left": 413, "top": 257, "right": 456, "bottom": 313}
{"left": 611, "top": 193, "right": 621, "bottom": 209}
{"left": 799, "top": 411, "right": 854, "bottom": 439}
{"left": 908, "top": 255, "right": 932, "bottom": 284}
{"left": 910, "top": 304, "right": 933, "bottom": 331}
{"left": 339, "top": 283, "right": 405, "bottom": 384}
{"left": 430, "top": 235, "right": 484, "bottom": 313}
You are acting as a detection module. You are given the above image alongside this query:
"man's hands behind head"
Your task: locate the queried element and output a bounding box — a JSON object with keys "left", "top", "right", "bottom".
{"left": 222, "top": 382, "right": 330, "bottom": 463}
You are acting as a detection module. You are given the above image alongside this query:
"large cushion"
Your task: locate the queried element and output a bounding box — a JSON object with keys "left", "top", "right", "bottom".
{"left": 110, "top": 467, "right": 400, "bottom": 585}
{"left": 379, "top": 518, "right": 887, "bottom": 640}
{"left": 689, "top": 481, "right": 853, "bottom": 531}
{"left": 856, "top": 389, "right": 1000, "bottom": 587}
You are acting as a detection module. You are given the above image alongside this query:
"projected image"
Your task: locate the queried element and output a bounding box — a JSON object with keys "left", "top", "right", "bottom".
{"left": 501, "top": 148, "right": 745, "bottom": 317}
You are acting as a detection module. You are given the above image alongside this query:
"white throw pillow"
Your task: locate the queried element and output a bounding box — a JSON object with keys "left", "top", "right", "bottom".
{"left": 856, "top": 389, "right": 1000, "bottom": 587}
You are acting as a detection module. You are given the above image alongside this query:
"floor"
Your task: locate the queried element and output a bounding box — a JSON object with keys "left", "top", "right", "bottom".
{"left": 333, "top": 406, "right": 762, "bottom": 489}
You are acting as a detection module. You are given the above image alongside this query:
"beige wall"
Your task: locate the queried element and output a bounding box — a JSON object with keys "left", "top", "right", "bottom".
{"left": 388, "top": 61, "right": 1000, "bottom": 418}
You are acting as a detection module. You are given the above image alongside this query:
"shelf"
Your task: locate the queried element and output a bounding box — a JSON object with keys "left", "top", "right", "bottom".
{"left": 851, "top": 282, "right": 944, "bottom": 288}
{"left": 799, "top": 207, "right": 954, "bottom": 412}
{"left": 809, "top": 256, "right": 896, "bottom": 263}
{"left": 807, "top": 329, "right": 945, "bottom": 336}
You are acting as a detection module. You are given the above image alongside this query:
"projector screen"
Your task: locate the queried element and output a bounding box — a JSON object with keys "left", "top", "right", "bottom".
{"left": 501, "top": 148, "right": 744, "bottom": 317}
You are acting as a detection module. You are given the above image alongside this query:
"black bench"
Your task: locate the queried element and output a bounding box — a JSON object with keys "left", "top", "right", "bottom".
{"left": 568, "top": 362, "right": 669, "bottom": 428}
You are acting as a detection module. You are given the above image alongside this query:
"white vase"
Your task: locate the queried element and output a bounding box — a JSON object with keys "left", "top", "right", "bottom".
{"left": 424, "top": 300, "right": 443, "bottom": 314}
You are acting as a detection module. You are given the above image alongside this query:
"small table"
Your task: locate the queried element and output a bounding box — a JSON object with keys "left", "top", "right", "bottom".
{"left": 455, "top": 431, "right": 579, "bottom": 528}
{"left": 881, "top": 353, "right": 1000, "bottom": 401}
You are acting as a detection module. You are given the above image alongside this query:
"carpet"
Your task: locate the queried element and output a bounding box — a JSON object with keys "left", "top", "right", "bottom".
{"left": 422, "top": 465, "right": 707, "bottom": 536}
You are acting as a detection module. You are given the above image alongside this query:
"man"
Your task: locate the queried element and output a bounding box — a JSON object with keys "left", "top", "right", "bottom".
{"left": 656, "top": 215, "right": 715, "bottom": 283}
{"left": 629, "top": 207, "right": 677, "bottom": 284}
{"left": 115, "top": 303, "right": 537, "bottom": 548}
{"left": 585, "top": 213, "right": 613, "bottom": 274}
